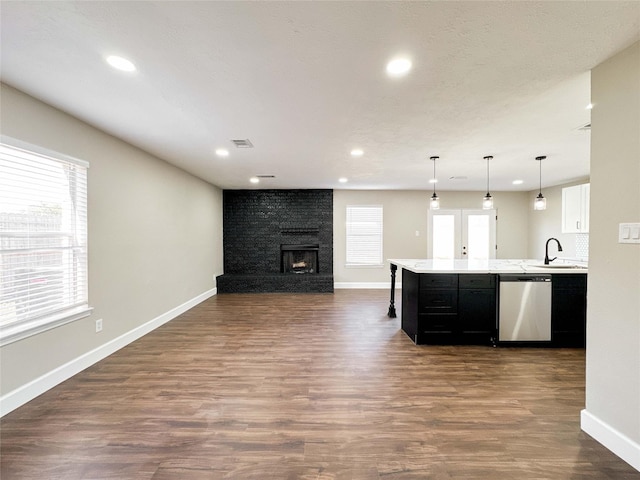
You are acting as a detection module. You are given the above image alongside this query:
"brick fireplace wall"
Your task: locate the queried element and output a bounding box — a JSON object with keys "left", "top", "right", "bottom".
{"left": 217, "top": 189, "right": 333, "bottom": 293}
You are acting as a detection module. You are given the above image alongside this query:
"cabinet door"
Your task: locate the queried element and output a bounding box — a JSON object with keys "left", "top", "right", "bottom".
{"left": 562, "top": 184, "right": 590, "bottom": 233}
{"left": 420, "top": 274, "right": 458, "bottom": 289}
{"left": 458, "top": 288, "right": 497, "bottom": 336}
{"left": 581, "top": 183, "right": 590, "bottom": 233}
{"left": 418, "top": 290, "right": 458, "bottom": 314}
{"left": 552, "top": 275, "right": 587, "bottom": 347}
{"left": 419, "top": 313, "right": 457, "bottom": 344}
{"left": 562, "top": 185, "right": 583, "bottom": 233}
{"left": 420, "top": 313, "right": 456, "bottom": 333}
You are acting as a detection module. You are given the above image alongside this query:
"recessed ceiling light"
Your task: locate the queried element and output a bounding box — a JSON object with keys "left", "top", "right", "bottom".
{"left": 350, "top": 149, "right": 364, "bottom": 157}
{"left": 386, "top": 57, "right": 412, "bottom": 77}
{"left": 215, "top": 148, "right": 229, "bottom": 157}
{"left": 512, "top": 179, "right": 524, "bottom": 185}
{"left": 338, "top": 177, "right": 348, "bottom": 183}
{"left": 429, "top": 178, "right": 438, "bottom": 184}
{"left": 249, "top": 177, "right": 259, "bottom": 184}
{"left": 105, "top": 55, "right": 136, "bottom": 72}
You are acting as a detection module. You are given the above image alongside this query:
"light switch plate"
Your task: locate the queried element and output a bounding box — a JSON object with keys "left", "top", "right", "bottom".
{"left": 619, "top": 223, "right": 640, "bottom": 244}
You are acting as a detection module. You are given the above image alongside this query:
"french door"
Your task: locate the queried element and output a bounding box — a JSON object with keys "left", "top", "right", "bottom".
{"left": 427, "top": 209, "right": 497, "bottom": 260}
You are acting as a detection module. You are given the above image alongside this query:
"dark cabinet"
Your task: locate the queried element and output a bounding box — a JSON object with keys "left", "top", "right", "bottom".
{"left": 402, "top": 272, "right": 496, "bottom": 345}
{"left": 419, "top": 273, "right": 457, "bottom": 343}
{"left": 400, "top": 269, "right": 586, "bottom": 348}
{"left": 458, "top": 287, "right": 497, "bottom": 341}
{"left": 400, "top": 269, "right": 420, "bottom": 343}
{"left": 551, "top": 274, "right": 587, "bottom": 347}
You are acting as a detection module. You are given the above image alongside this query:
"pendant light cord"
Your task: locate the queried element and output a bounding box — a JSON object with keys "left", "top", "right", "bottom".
{"left": 430, "top": 156, "right": 439, "bottom": 195}
{"left": 433, "top": 158, "right": 436, "bottom": 195}
{"left": 486, "top": 157, "right": 490, "bottom": 193}
{"left": 535, "top": 155, "right": 546, "bottom": 196}
{"left": 483, "top": 155, "right": 493, "bottom": 197}
{"left": 539, "top": 158, "right": 542, "bottom": 194}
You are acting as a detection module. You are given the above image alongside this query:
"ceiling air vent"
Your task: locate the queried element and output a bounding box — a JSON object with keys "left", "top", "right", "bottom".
{"left": 256, "top": 175, "right": 275, "bottom": 178}
{"left": 449, "top": 176, "right": 468, "bottom": 181}
{"left": 578, "top": 123, "right": 591, "bottom": 131}
{"left": 232, "top": 139, "right": 254, "bottom": 148}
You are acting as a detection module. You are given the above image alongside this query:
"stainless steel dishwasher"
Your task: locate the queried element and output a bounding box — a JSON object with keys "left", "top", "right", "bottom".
{"left": 498, "top": 274, "right": 552, "bottom": 342}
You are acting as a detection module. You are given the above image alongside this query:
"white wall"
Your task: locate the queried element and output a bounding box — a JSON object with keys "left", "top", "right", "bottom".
{"left": 333, "top": 190, "right": 529, "bottom": 284}
{"left": 582, "top": 41, "right": 640, "bottom": 471}
{"left": 0, "top": 84, "right": 224, "bottom": 404}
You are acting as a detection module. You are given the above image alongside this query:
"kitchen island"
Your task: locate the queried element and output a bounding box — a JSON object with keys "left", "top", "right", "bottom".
{"left": 388, "top": 259, "right": 587, "bottom": 347}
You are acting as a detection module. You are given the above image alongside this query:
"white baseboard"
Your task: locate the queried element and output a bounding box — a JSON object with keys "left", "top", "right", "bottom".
{"left": 581, "top": 409, "right": 640, "bottom": 472}
{"left": 0, "top": 287, "right": 217, "bottom": 417}
{"left": 334, "top": 282, "right": 402, "bottom": 289}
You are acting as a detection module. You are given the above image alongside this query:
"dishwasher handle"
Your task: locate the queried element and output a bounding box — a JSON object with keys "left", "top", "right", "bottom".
{"left": 499, "top": 274, "right": 551, "bottom": 282}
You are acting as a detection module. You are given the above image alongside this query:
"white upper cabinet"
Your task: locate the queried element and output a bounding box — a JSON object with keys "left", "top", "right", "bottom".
{"left": 562, "top": 183, "right": 590, "bottom": 233}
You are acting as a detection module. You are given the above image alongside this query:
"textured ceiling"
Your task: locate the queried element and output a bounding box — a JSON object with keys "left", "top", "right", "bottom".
{"left": 1, "top": 1, "right": 639, "bottom": 191}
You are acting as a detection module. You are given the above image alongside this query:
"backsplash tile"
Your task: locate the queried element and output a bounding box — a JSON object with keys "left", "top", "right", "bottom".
{"left": 575, "top": 233, "right": 589, "bottom": 260}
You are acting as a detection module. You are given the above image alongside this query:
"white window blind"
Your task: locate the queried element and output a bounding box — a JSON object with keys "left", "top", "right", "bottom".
{"left": 0, "top": 138, "right": 90, "bottom": 346}
{"left": 346, "top": 205, "right": 383, "bottom": 266}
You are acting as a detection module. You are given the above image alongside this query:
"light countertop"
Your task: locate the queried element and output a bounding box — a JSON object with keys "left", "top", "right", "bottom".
{"left": 388, "top": 259, "right": 588, "bottom": 274}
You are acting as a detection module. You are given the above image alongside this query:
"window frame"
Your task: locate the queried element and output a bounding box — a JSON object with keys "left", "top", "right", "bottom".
{"left": 345, "top": 205, "right": 384, "bottom": 267}
{"left": 0, "top": 136, "right": 92, "bottom": 346}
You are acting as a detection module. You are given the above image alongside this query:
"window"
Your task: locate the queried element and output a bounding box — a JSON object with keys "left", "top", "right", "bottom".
{"left": 0, "top": 137, "right": 90, "bottom": 346}
{"left": 346, "top": 205, "right": 383, "bottom": 266}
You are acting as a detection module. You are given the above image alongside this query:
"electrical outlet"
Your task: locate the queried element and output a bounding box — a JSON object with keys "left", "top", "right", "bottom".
{"left": 95, "top": 319, "right": 103, "bottom": 333}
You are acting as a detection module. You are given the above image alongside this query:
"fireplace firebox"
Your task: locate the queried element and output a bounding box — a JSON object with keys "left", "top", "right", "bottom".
{"left": 281, "top": 244, "right": 319, "bottom": 274}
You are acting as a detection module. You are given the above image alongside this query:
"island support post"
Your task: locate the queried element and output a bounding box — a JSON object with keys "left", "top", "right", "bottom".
{"left": 388, "top": 263, "right": 397, "bottom": 318}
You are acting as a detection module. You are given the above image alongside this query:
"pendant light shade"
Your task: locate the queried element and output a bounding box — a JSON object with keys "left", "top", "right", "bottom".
{"left": 430, "top": 156, "right": 440, "bottom": 210}
{"left": 482, "top": 193, "right": 494, "bottom": 210}
{"left": 534, "top": 193, "right": 547, "bottom": 211}
{"left": 534, "top": 156, "right": 547, "bottom": 210}
{"left": 430, "top": 192, "right": 440, "bottom": 210}
{"left": 482, "top": 155, "right": 494, "bottom": 209}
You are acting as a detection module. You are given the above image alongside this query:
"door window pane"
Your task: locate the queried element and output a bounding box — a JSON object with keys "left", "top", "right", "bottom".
{"left": 432, "top": 215, "right": 455, "bottom": 260}
{"left": 467, "top": 214, "right": 490, "bottom": 260}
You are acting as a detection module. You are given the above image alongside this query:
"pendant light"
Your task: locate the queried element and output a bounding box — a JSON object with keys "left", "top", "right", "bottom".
{"left": 430, "top": 156, "right": 440, "bottom": 210}
{"left": 482, "top": 155, "right": 494, "bottom": 209}
{"left": 534, "top": 155, "right": 547, "bottom": 210}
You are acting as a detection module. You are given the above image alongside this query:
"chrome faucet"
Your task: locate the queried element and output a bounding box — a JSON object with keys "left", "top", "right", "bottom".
{"left": 544, "top": 238, "right": 563, "bottom": 265}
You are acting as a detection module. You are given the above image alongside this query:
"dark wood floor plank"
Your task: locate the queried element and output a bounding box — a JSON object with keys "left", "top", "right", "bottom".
{"left": 1, "top": 291, "right": 638, "bottom": 479}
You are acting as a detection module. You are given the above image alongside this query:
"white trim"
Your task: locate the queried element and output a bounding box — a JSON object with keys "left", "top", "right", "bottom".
{"left": 1, "top": 135, "right": 90, "bottom": 168}
{"left": 581, "top": 409, "right": 640, "bottom": 472}
{"left": 0, "top": 287, "right": 217, "bottom": 417}
{"left": 334, "top": 282, "right": 402, "bottom": 289}
{"left": 344, "top": 264, "right": 385, "bottom": 269}
{"left": 0, "top": 306, "right": 93, "bottom": 347}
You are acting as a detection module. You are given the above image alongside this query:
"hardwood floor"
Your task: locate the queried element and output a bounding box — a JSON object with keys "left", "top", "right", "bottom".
{"left": 1, "top": 291, "right": 638, "bottom": 479}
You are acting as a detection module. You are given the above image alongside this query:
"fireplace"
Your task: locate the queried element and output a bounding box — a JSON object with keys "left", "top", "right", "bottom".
{"left": 218, "top": 189, "right": 333, "bottom": 293}
{"left": 281, "top": 244, "right": 319, "bottom": 274}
